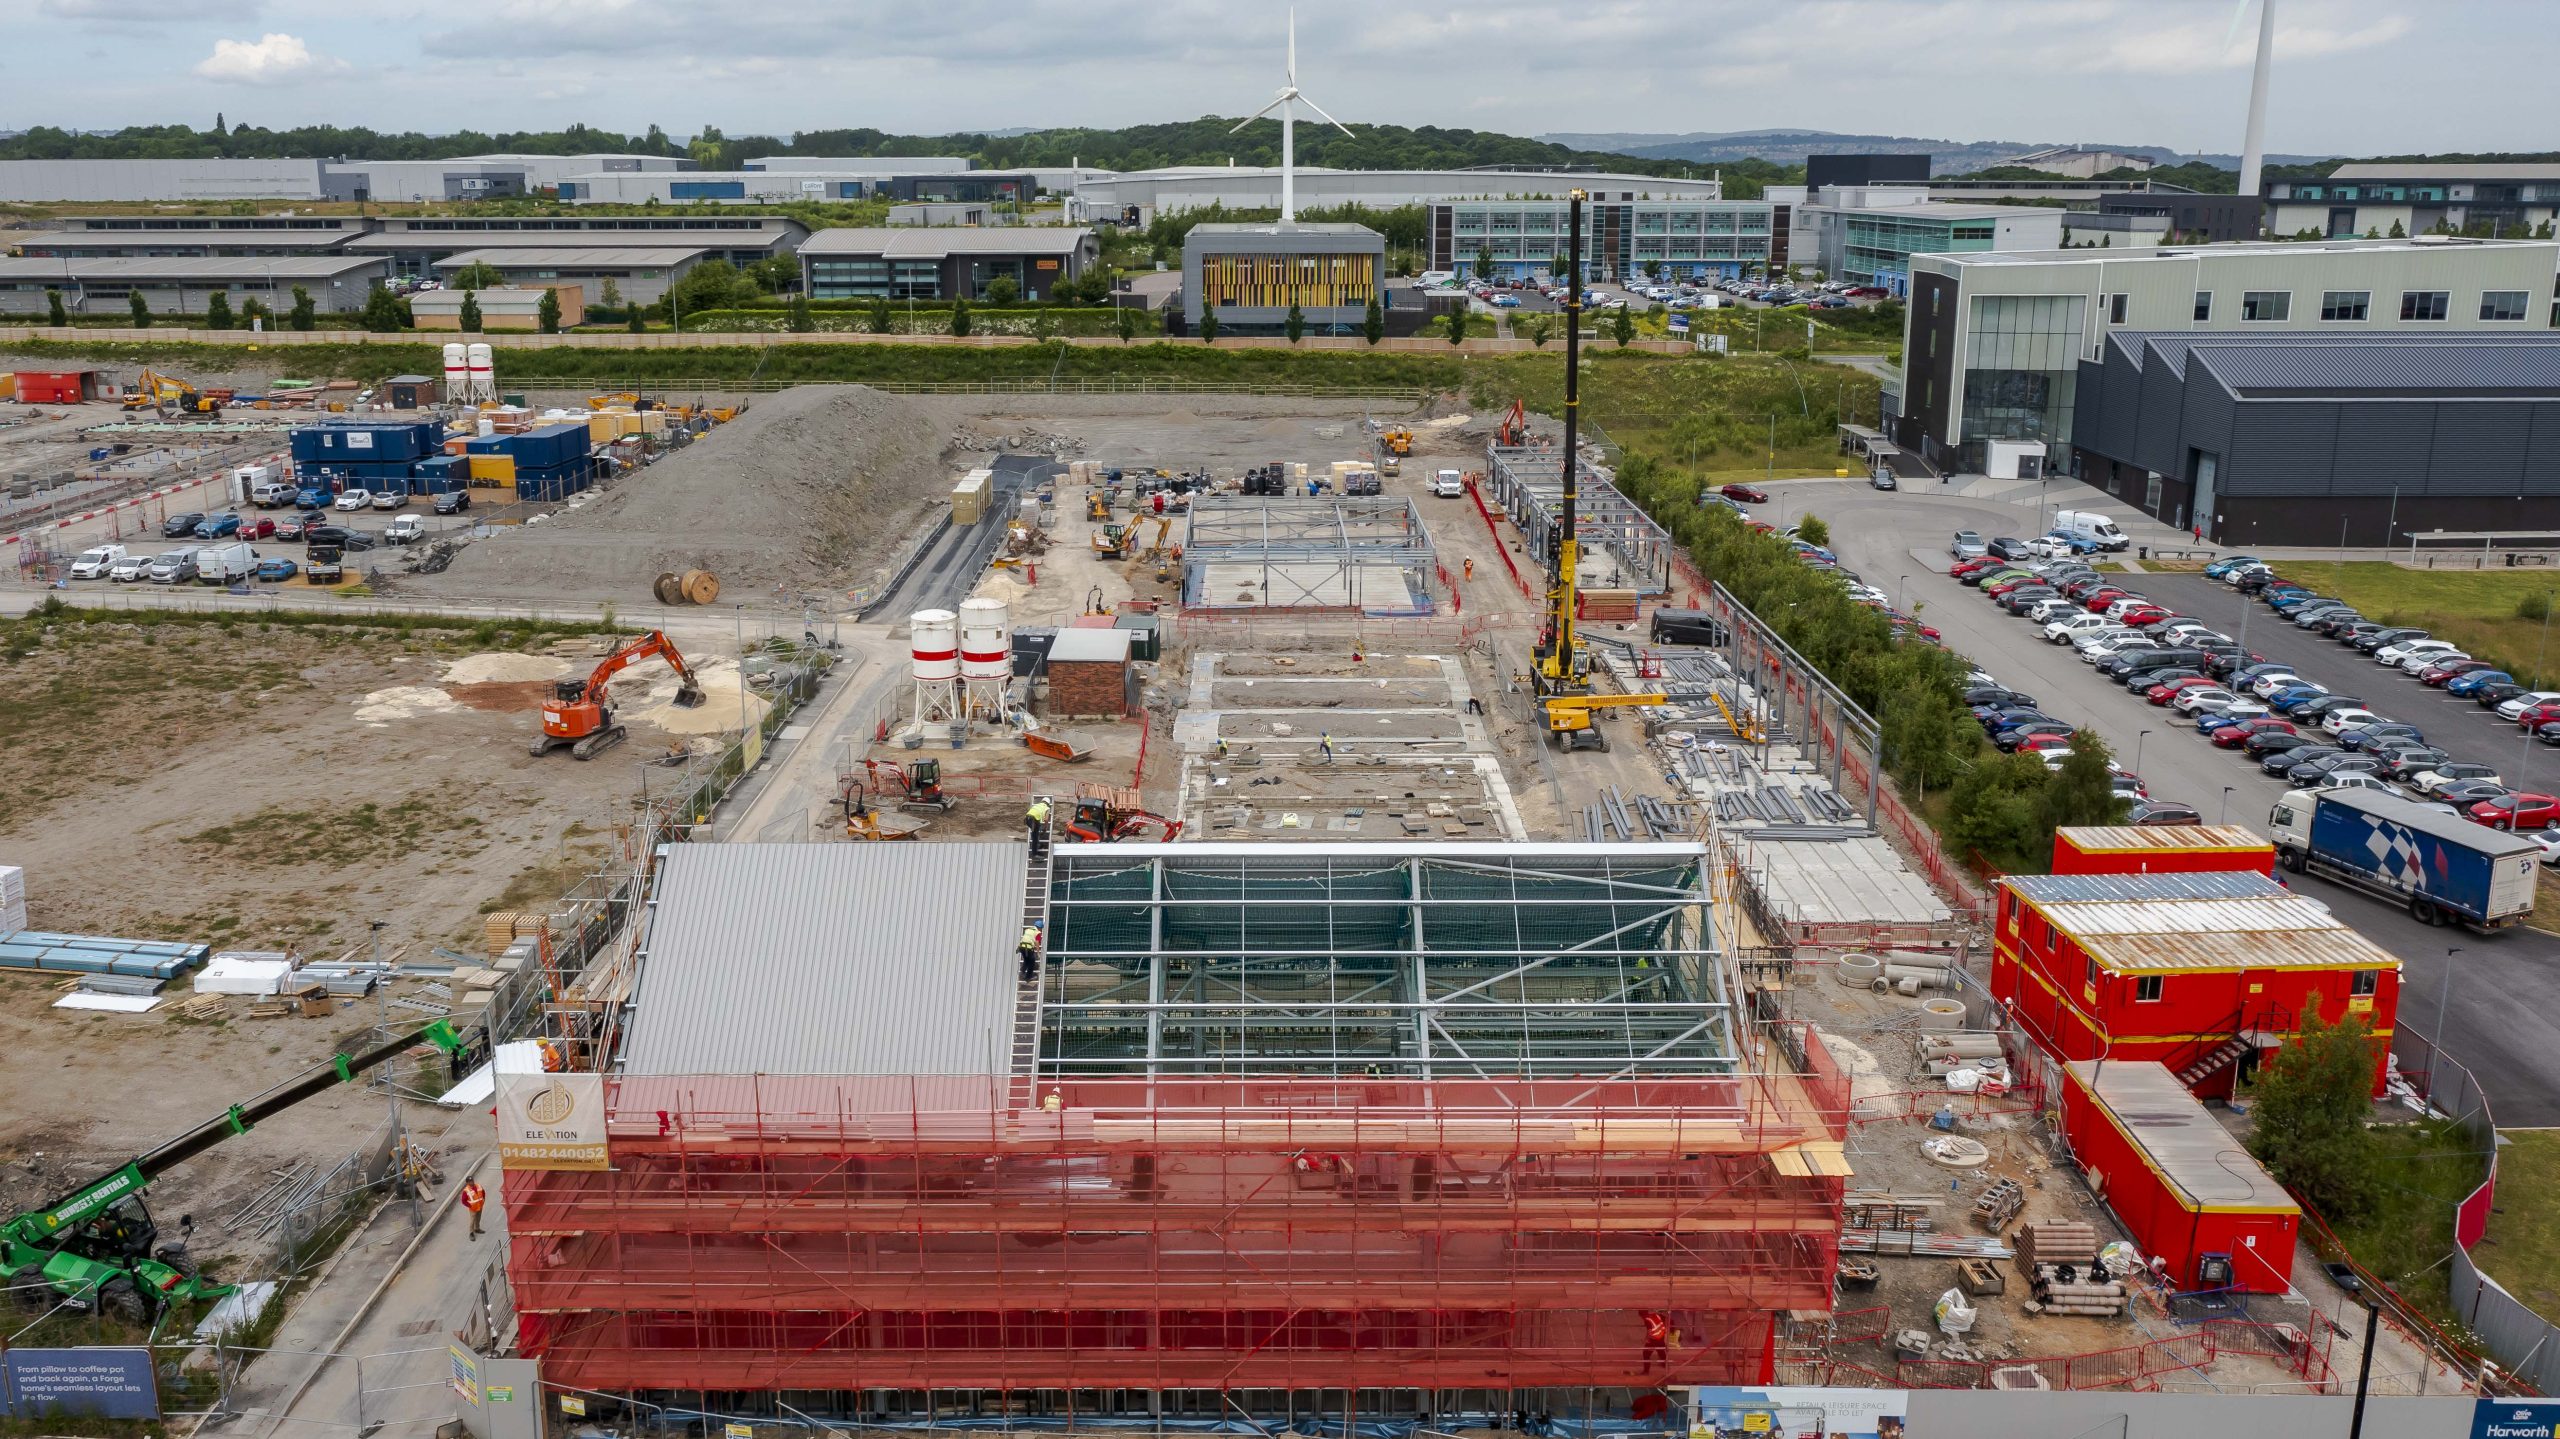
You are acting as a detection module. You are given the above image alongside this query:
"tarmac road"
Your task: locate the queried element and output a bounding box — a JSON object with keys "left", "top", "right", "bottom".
{"left": 1780, "top": 478, "right": 2560, "bottom": 1125}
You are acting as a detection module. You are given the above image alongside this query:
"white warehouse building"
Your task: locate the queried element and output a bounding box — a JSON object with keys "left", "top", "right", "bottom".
{"left": 1071, "top": 167, "right": 1725, "bottom": 224}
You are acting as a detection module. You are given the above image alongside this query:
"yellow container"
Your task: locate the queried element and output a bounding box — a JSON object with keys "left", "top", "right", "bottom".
{"left": 467, "top": 454, "right": 518, "bottom": 488}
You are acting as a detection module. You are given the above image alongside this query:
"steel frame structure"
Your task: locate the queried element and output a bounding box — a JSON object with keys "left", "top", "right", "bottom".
{"left": 1179, "top": 496, "right": 1436, "bottom": 614}
{"left": 503, "top": 842, "right": 1848, "bottom": 1419}
{"left": 1484, "top": 443, "right": 1676, "bottom": 594}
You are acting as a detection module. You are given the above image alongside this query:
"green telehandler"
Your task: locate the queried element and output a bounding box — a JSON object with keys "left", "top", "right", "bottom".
{"left": 1, "top": 1018, "right": 476, "bottom": 1327}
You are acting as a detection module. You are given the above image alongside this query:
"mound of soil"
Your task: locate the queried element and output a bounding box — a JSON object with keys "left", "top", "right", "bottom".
{"left": 416, "top": 384, "right": 955, "bottom": 607}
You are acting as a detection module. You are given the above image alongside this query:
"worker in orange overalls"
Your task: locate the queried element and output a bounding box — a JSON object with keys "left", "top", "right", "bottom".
{"left": 538, "top": 1039, "right": 566, "bottom": 1073}
{"left": 1464, "top": 557, "right": 1474, "bottom": 582}
{"left": 1640, "top": 1309, "right": 1670, "bottom": 1366}
{"left": 460, "top": 1178, "right": 487, "bottom": 1240}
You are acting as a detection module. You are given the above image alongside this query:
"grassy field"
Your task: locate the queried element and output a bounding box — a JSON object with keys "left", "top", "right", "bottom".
{"left": 2479, "top": 1129, "right": 2560, "bottom": 1323}
{"left": 2322, "top": 1117, "right": 2491, "bottom": 1326}
{"left": 2266, "top": 562, "right": 2560, "bottom": 687}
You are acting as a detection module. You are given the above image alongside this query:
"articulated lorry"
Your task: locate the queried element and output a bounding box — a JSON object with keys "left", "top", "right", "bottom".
{"left": 2270, "top": 786, "right": 2541, "bottom": 930}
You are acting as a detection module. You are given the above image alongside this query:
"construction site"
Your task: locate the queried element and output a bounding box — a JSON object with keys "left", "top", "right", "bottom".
{"left": 0, "top": 324, "right": 2473, "bottom": 1433}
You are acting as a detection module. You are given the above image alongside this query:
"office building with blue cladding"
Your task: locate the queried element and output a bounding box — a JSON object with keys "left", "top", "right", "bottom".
{"left": 2069, "top": 332, "right": 2560, "bottom": 546}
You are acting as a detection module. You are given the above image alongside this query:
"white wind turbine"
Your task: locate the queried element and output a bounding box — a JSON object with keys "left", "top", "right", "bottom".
{"left": 2229, "top": 0, "right": 2276, "bottom": 201}
{"left": 1230, "top": 8, "right": 1353, "bottom": 226}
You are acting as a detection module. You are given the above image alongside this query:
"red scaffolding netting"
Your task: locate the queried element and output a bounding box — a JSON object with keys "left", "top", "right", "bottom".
{"left": 504, "top": 1038, "right": 1851, "bottom": 1396}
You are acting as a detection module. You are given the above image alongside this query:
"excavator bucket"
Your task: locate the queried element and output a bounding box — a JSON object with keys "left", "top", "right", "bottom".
{"left": 673, "top": 681, "right": 707, "bottom": 709}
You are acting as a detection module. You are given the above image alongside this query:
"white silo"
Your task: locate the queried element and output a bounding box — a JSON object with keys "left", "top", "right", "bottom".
{"left": 957, "top": 596, "right": 1013, "bottom": 720}
{"left": 909, "top": 608, "right": 960, "bottom": 725}
{"left": 441, "top": 343, "right": 469, "bottom": 403}
{"left": 462, "top": 342, "right": 498, "bottom": 407}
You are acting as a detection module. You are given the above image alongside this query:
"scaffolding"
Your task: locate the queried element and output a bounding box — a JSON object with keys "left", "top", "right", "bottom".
{"left": 1180, "top": 496, "right": 1437, "bottom": 615}
{"left": 502, "top": 842, "right": 1850, "bottom": 1416}
{"left": 1483, "top": 443, "right": 1677, "bottom": 596}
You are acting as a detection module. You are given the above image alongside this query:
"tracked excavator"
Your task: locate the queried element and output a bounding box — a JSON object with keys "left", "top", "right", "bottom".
{"left": 531, "top": 630, "right": 705, "bottom": 759}
{"left": 2, "top": 1020, "right": 475, "bottom": 1325}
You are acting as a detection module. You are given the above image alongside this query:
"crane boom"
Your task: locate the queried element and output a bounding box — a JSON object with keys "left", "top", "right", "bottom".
{"left": 1533, "top": 189, "right": 1589, "bottom": 700}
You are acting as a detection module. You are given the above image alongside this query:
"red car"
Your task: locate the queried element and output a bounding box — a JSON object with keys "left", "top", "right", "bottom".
{"left": 238, "top": 516, "right": 277, "bottom": 541}
{"left": 1720, "top": 483, "right": 1769, "bottom": 503}
{"left": 2211, "top": 717, "right": 2296, "bottom": 749}
{"left": 1985, "top": 576, "right": 2040, "bottom": 597}
{"left": 2421, "top": 658, "right": 2494, "bottom": 686}
{"left": 2518, "top": 703, "right": 2560, "bottom": 730}
{"left": 2117, "top": 604, "right": 2172, "bottom": 627}
{"left": 2016, "top": 731, "right": 2073, "bottom": 752}
{"left": 1950, "top": 557, "right": 2004, "bottom": 579}
{"left": 2471, "top": 793, "right": 2560, "bottom": 829}
{"left": 2147, "top": 675, "right": 2217, "bottom": 705}
{"left": 273, "top": 514, "right": 308, "bottom": 540}
{"left": 2083, "top": 588, "right": 2133, "bottom": 612}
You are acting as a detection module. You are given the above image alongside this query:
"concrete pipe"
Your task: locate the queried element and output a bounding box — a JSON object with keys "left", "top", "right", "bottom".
{"left": 1917, "top": 997, "right": 1966, "bottom": 1031}
{"left": 1883, "top": 963, "right": 1952, "bottom": 990}
{"left": 1895, "top": 976, "right": 1922, "bottom": 997}
{"left": 1870, "top": 977, "right": 1891, "bottom": 994}
{"left": 1835, "top": 953, "right": 1883, "bottom": 988}
{"left": 1883, "top": 950, "right": 1957, "bottom": 970}
{"left": 1922, "top": 1034, "right": 2003, "bottom": 1058}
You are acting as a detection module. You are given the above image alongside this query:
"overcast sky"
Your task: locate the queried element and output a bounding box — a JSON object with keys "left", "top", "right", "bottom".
{"left": 10, "top": 0, "right": 2548, "bottom": 159}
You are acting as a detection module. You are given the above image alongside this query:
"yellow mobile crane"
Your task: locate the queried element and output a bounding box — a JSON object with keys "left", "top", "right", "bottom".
{"left": 1543, "top": 692, "right": 1667, "bottom": 752}
{"left": 1533, "top": 189, "right": 1594, "bottom": 707}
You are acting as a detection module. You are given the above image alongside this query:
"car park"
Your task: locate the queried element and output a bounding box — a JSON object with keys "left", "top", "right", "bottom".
{"left": 69, "top": 545, "right": 124, "bottom": 579}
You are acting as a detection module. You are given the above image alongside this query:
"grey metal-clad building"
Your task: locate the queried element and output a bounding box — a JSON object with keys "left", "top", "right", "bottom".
{"left": 620, "top": 843, "right": 1025, "bottom": 1077}
{"left": 0, "top": 254, "right": 390, "bottom": 316}
{"left": 0, "top": 158, "right": 349, "bottom": 202}
{"left": 2070, "top": 331, "right": 2560, "bottom": 545}
{"left": 9, "top": 216, "right": 370, "bottom": 258}
{"left": 801, "top": 227, "right": 1096, "bottom": 300}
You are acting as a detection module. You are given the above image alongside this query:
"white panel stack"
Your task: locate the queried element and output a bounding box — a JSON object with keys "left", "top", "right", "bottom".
{"left": 0, "top": 864, "right": 24, "bottom": 936}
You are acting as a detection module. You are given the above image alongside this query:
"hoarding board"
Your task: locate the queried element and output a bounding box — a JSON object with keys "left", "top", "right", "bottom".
{"left": 2, "top": 1348, "right": 160, "bottom": 1420}
{"left": 1687, "top": 1386, "right": 1906, "bottom": 1439}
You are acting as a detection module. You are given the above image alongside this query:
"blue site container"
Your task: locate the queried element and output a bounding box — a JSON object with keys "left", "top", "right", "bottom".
{"left": 291, "top": 420, "right": 439, "bottom": 465}
{"left": 504, "top": 423, "right": 590, "bottom": 471}
{"left": 465, "top": 434, "right": 512, "bottom": 455}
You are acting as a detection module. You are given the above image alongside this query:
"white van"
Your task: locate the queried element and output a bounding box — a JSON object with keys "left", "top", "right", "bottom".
{"left": 2053, "top": 509, "right": 2130, "bottom": 552}
{"left": 1432, "top": 469, "right": 1465, "bottom": 498}
{"left": 193, "top": 541, "right": 257, "bottom": 585}
{"left": 70, "top": 544, "right": 126, "bottom": 579}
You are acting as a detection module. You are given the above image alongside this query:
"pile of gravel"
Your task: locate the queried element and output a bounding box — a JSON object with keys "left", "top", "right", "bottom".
{"left": 413, "top": 384, "right": 955, "bottom": 607}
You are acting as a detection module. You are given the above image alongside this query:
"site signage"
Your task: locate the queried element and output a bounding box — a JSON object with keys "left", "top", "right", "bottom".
{"left": 1, "top": 1348, "right": 160, "bottom": 1420}
{"left": 1687, "top": 1386, "right": 1906, "bottom": 1439}
{"left": 496, "top": 1070, "right": 609, "bottom": 1171}
{"left": 2478, "top": 1400, "right": 2560, "bottom": 1439}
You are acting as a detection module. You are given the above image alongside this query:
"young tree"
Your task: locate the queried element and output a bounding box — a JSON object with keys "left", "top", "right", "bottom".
{"left": 787, "top": 293, "right": 814, "bottom": 332}
{"left": 289, "top": 285, "right": 315, "bottom": 331}
{"left": 1198, "top": 300, "right": 1219, "bottom": 343}
{"left": 983, "top": 275, "right": 1021, "bottom": 307}
{"left": 205, "top": 292, "right": 233, "bottom": 330}
{"left": 1115, "top": 302, "right": 1139, "bottom": 343}
{"left": 2247, "top": 999, "right": 2385, "bottom": 1220}
{"left": 458, "top": 289, "right": 483, "bottom": 333}
{"left": 2387, "top": 218, "right": 2408, "bottom": 238}
{"left": 2036, "top": 733, "right": 2126, "bottom": 838}
{"left": 45, "top": 289, "right": 65, "bottom": 327}
{"left": 1646, "top": 260, "right": 1666, "bottom": 283}
{"left": 448, "top": 260, "right": 507, "bottom": 290}
{"left": 1525, "top": 313, "right": 1552, "bottom": 347}
{"left": 869, "top": 295, "right": 893, "bottom": 333}
{"left": 1446, "top": 305, "right": 1470, "bottom": 345}
{"left": 627, "top": 306, "right": 646, "bottom": 333}
{"left": 128, "top": 292, "right": 151, "bottom": 328}
{"left": 1475, "top": 246, "right": 1497, "bottom": 284}
{"left": 598, "top": 277, "right": 624, "bottom": 314}
{"left": 1284, "top": 302, "right": 1305, "bottom": 344}
{"left": 949, "top": 297, "right": 972, "bottom": 337}
{"left": 1945, "top": 750, "right": 2048, "bottom": 874}
{"left": 240, "top": 296, "right": 268, "bottom": 328}
{"left": 537, "top": 288, "right": 562, "bottom": 334}
{"left": 358, "top": 283, "right": 403, "bottom": 333}
{"left": 1610, "top": 305, "right": 1634, "bottom": 348}
{"left": 1795, "top": 515, "right": 1829, "bottom": 548}
{"left": 1362, "top": 296, "right": 1384, "bottom": 347}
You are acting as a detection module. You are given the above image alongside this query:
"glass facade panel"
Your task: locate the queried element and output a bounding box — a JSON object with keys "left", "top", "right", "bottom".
{"left": 2319, "top": 290, "right": 2369, "bottom": 321}
{"left": 2400, "top": 290, "right": 2449, "bottom": 321}
{"left": 1961, "top": 293, "right": 2085, "bottom": 456}
{"left": 2482, "top": 290, "right": 2531, "bottom": 322}
{"left": 2240, "top": 290, "right": 2290, "bottom": 321}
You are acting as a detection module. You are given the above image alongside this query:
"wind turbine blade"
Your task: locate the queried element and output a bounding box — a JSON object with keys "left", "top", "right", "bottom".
{"left": 1287, "top": 6, "right": 1297, "bottom": 86}
{"left": 1230, "top": 99, "right": 1286, "bottom": 133}
{"left": 1297, "top": 92, "right": 1355, "bottom": 137}
{"left": 2224, "top": 0, "right": 2254, "bottom": 50}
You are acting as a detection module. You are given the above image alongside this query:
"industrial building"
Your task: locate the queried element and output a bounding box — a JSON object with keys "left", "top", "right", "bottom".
{"left": 1075, "top": 167, "right": 1724, "bottom": 226}
{"left": 1803, "top": 154, "right": 1930, "bottom": 191}
{"left": 799, "top": 228, "right": 1097, "bottom": 301}
{"left": 1426, "top": 198, "right": 1775, "bottom": 282}
{"left": 500, "top": 840, "right": 1848, "bottom": 1414}
{"left": 2266, "top": 162, "right": 2560, "bottom": 240}
{"left": 1892, "top": 235, "right": 2560, "bottom": 474}
{"left": 559, "top": 170, "right": 1042, "bottom": 205}
{"left": 411, "top": 285, "right": 584, "bottom": 331}
{"left": 430, "top": 248, "right": 711, "bottom": 307}
{"left": 1179, "top": 496, "right": 1437, "bottom": 613}
{"left": 1181, "top": 221, "right": 1383, "bottom": 333}
{"left": 348, "top": 216, "right": 807, "bottom": 281}
{"left": 1778, "top": 188, "right": 2067, "bottom": 295}
{"left": 2070, "top": 331, "right": 2560, "bottom": 544}
{"left": 0, "top": 157, "right": 349, "bottom": 203}
{"left": 0, "top": 254, "right": 390, "bottom": 316}
{"left": 6, "top": 215, "right": 372, "bottom": 258}
{"left": 5, "top": 216, "right": 807, "bottom": 288}
{"left": 887, "top": 203, "right": 1006, "bottom": 227}
{"left": 344, "top": 153, "right": 691, "bottom": 202}
{"left": 1990, "top": 866, "right": 2400, "bottom": 1100}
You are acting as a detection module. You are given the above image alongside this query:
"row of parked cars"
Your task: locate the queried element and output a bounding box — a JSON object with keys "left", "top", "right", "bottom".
{"left": 1950, "top": 548, "right": 2560, "bottom": 852}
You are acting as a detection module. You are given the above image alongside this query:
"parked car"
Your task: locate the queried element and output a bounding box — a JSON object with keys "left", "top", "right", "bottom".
{"left": 2472, "top": 794, "right": 2560, "bottom": 830}
{"left": 145, "top": 548, "right": 200, "bottom": 584}
{"left": 1994, "top": 721, "right": 2075, "bottom": 752}
{"left": 2379, "top": 638, "right": 2463, "bottom": 667}
{"left": 2439, "top": 780, "right": 2514, "bottom": 807}
{"left": 2474, "top": 682, "right": 2532, "bottom": 709}
{"left": 1950, "top": 530, "right": 1988, "bottom": 559}
{"left": 2449, "top": 670, "right": 2515, "bottom": 697}
{"left": 2421, "top": 658, "right": 2495, "bottom": 686}
{"left": 371, "top": 488, "right": 406, "bottom": 511}
{"left": 385, "top": 515, "right": 427, "bottom": 544}
{"left": 2353, "top": 626, "right": 2427, "bottom": 653}
{"left": 2211, "top": 717, "right": 2296, "bottom": 749}
{"left": 1963, "top": 685, "right": 2037, "bottom": 709}
{"left": 253, "top": 556, "right": 299, "bottom": 582}
{"left": 2171, "top": 686, "right": 2243, "bottom": 715}
{"left": 2338, "top": 723, "right": 2426, "bottom": 752}
{"left": 2248, "top": 730, "right": 2320, "bottom": 760}
{"left": 1987, "top": 537, "right": 2034, "bottom": 561}
{"left": 2496, "top": 692, "right": 2560, "bottom": 720}
{"left": 107, "top": 553, "right": 152, "bottom": 583}
{"left": 2126, "top": 801, "right": 2205, "bottom": 826}
{"left": 2290, "top": 752, "right": 2385, "bottom": 787}
{"left": 2264, "top": 683, "right": 2331, "bottom": 712}
{"left": 190, "top": 512, "right": 243, "bottom": 539}
{"left": 68, "top": 545, "right": 126, "bottom": 580}
{"left": 334, "top": 490, "right": 372, "bottom": 512}
{"left": 2264, "top": 744, "right": 2343, "bottom": 776}
{"left": 1719, "top": 483, "right": 1769, "bottom": 504}
{"left": 2413, "top": 763, "right": 2503, "bottom": 797}
{"left": 2145, "top": 674, "right": 2215, "bottom": 704}
{"left": 2203, "top": 555, "right": 2263, "bottom": 580}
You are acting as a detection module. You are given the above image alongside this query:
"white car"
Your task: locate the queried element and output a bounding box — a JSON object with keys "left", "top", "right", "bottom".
{"left": 2526, "top": 828, "right": 2560, "bottom": 867}
{"left": 2085, "top": 635, "right": 2157, "bottom": 663}
{"left": 2036, "top": 748, "right": 2075, "bottom": 771}
{"left": 2412, "top": 764, "right": 2502, "bottom": 797}
{"left": 2045, "top": 614, "right": 2111, "bottom": 643}
{"left": 2157, "top": 621, "right": 2220, "bottom": 643}
{"left": 2173, "top": 686, "right": 2241, "bottom": 714}
{"left": 2189, "top": 694, "right": 2265, "bottom": 720}
{"left": 107, "top": 554, "right": 152, "bottom": 583}
{"left": 2374, "top": 637, "right": 2453, "bottom": 666}
{"left": 334, "top": 490, "right": 371, "bottom": 511}
{"left": 2400, "top": 650, "right": 2468, "bottom": 674}
{"left": 2321, "top": 707, "right": 2384, "bottom": 735}
{"left": 2025, "top": 598, "right": 2079, "bottom": 624}
{"left": 2250, "top": 672, "right": 2311, "bottom": 699}
{"left": 69, "top": 545, "right": 125, "bottom": 579}
{"left": 2102, "top": 596, "right": 2155, "bottom": 621}
{"left": 2495, "top": 692, "right": 2560, "bottom": 720}
{"left": 2322, "top": 772, "right": 2398, "bottom": 797}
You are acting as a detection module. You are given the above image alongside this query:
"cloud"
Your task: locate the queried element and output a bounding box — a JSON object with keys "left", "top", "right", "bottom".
{"left": 194, "top": 32, "right": 345, "bottom": 86}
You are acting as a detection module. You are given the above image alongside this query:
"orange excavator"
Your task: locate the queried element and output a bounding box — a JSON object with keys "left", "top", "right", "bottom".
{"left": 531, "top": 630, "right": 705, "bottom": 759}
{"left": 1063, "top": 794, "right": 1183, "bottom": 843}
{"left": 1495, "top": 397, "right": 1530, "bottom": 447}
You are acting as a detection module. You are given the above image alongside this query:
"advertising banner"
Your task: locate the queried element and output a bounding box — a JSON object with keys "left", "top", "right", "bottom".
{"left": 2, "top": 1348, "right": 160, "bottom": 1420}
{"left": 1688, "top": 1386, "right": 1906, "bottom": 1439}
{"left": 2478, "top": 1399, "right": 2560, "bottom": 1439}
{"left": 496, "top": 1070, "right": 609, "bottom": 1170}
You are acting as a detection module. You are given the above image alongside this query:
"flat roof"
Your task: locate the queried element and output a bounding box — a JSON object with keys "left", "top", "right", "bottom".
{"left": 1047, "top": 628, "right": 1133, "bottom": 663}
{"left": 2004, "top": 871, "right": 2398, "bottom": 975}
{"left": 2058, "top": 824, "right": 2270, "bottom": 854}
{"left": 1812, "top": 200, "right": 2044, "bottom": 219}
{"left": 0, "top": 255, "right": 381, "bottom": 281}
{"left": 347, "top": 226, "right": 793, "bottom": 252}
{"left": 1729, "top": 834, "right": 1954, "bottom": 927}
{"left": 432, "top": 246, "right": 709, "bottom": 269}
{"left": 621, "top": 843, "right": 1026, "bottom": 1077}
{"left": 801, "top": 226, "right": 1093, "bottom": 259}
{"left": 1184, "top": 220, "right": 1384, "bottom": 239}
{"left": 2329, "top": 162, "right": 2560, "bottom": 182}
{"left": 2069, "top": 1060, "right": 2298, "bottom": 1215}
{"left": 1931, "top": 235, "right": 2560, "bottom": 267}
{"left": 9, "top": 229, "right": 360, "bottom": 250}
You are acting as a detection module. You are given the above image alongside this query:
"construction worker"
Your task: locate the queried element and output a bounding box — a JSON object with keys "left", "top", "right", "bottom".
{"left": 460, "top": 1177, "right": 487, "bottom": 1240}
{"left": 1026, "top": 796, "right": 1052, "bottom": 855}
{"left": 538, "top": 1039, "right": 566, "bottom": 1074}
{"left": 1463, "top": 557, "right": 1474, "bottom": 582}
{"left": 1018, "top": 922, "right": 1044, "bottom": 983}
{"left": 1640, "top": 1309, "right": 1670, "bottom": 1366}
{"left": 1317, "top": 732, "right": 1335, "bottom": 764}
{"left": 1215, "top": 738, "right": 1230, "bottom": 760}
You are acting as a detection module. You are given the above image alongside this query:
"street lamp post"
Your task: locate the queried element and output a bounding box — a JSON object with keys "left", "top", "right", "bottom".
{"left": 2438, "top": 947, "right": 2462, "bottom": 1054}
{"left": 2134, "top": 729, "right": 2152, "bottom": 777}
{"left": 2218, "top": 785, "right": 2235, "bottom": 824}
{"left": 2345, "top": 1292, "right": 2382, "bottom": 1439}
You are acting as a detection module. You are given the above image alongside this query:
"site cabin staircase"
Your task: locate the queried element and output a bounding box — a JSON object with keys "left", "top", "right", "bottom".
{"left": 2171, "top": 1004, "right": 2295, "bottom": 1091}
{"left": 1010, "top": 800, "right": 1055, "bottom": 1110}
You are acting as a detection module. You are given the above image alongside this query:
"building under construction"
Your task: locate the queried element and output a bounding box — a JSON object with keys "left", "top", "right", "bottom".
{"left": 503, "top": 841, "right": 1848, "bottom": 1424}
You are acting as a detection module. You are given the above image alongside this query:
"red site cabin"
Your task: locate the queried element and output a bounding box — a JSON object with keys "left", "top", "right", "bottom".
{"left": 2050, "top": 823, "right": 2273, "bottom": 877}
{"left": 11, "top": 368, "right": 110, "bottom": 404}
{"left": 2061, "top": 1059, "right": 2300, "bottom": 1293}
{"left": 1992, "top": 833, "right": 2399, "bottom": 1099}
